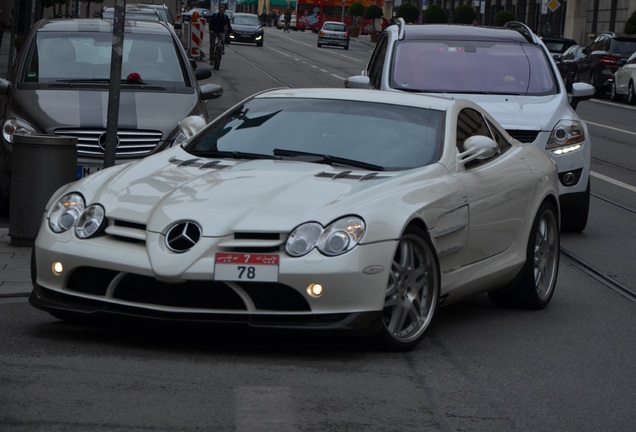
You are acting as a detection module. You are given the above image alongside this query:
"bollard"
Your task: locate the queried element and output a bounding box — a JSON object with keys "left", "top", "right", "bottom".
{"left": 9, "top": 134, "right": 78, "bottom": 246}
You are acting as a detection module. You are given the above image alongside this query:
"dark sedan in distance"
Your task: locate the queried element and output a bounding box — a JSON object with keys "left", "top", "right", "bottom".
{"left": 228, "top": 13, "right": 264, "bottom": 46}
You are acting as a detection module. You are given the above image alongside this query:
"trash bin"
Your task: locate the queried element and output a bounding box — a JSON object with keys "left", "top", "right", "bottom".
{"left": 9, "top": 134, "right": 78, "bottom": 246}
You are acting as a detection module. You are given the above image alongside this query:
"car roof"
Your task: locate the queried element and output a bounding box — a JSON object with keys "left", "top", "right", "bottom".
{"left": 34, "top": 18, "right": 173, "bottom": 36}
{"left": 233, "top": 13, "right": 257, "bottom": 17}
{"left": 401, "top": 24, "right": 537, "bottom": 45}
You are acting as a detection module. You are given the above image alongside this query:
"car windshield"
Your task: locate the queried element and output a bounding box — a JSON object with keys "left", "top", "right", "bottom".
{"left": 22, "top": 31, "right": 188, "bottom": 85}
{"left": 102, "top": 9, "right": 160, "bottom": 21}
{"left": 391, "top": 40, "right": 557, "bottom": 96}
{"left": 233, "top": 15, "right": 259, "bottom": 26}
{"left": 184, "top": 98, "right": 444, "bottom": 170}
{"left": 609, "top": 38, "right": 636, "bottom": 55}
{"left": 324, "top": 23, "right": 346, "bottom": 32}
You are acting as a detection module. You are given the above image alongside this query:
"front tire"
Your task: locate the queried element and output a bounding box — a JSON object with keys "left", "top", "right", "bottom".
{"left": 561, "top": 180, "right": 590, "bottom": 233}
{"left": 489, "top": 201, "right": 559, "bottom": 309}
{"left": 373, "top": 226, "right": 439, "bottom": 351}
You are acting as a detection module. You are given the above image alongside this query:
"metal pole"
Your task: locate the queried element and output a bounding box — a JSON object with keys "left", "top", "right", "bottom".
{"left": 104, "top": 0, "right": 127, "bottom": 168}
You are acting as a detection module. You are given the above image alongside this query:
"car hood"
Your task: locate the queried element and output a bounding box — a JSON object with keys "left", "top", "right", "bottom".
{"left": 77, "top": 147, "right": 423, "bottom": 237}
{"left": 232, "top": 24, "right": 261, "bottom": 32}
{"left": 435, "top": 93, "right": 572, "bottom": 131}
{"left": 9, "top": 88, "right": 204, "bottom": 140}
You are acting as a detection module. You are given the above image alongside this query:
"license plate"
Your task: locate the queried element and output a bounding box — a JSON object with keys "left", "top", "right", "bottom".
{"left": 77, "top": 164, "right": 102, "bottom": 179}
{"left": 214, "top": 253, "right": 279, "bottom": 282}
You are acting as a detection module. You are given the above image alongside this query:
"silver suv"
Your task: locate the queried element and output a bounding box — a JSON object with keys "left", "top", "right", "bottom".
{"left": 346, "top": 20, "right": 595, "bottom": 232}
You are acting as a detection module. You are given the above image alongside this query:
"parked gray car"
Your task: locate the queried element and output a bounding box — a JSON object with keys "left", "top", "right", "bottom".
{"left": 0, "top": 18, "right": 222, "bottom": 215}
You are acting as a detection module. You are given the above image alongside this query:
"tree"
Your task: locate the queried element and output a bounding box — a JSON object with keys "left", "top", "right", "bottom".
{"left": 348, "top": 2, "right": 365, "bottom": 24}
{"left": 396, "top": 3, "right": 419, "bottom": 24}
{"left": 422, "top": 5, "right": 448, "bottom": 24}
{"left": 452, "top": 4, "right": 476, "bottom": 24}
{"left": 493, "top": 10, "right": 515, "bottom": 27}
{"left": 625, "top": 10, "right": 636, "bottom": 34}
{"left": 364, "top": 4, "right": 383, "bottom": 20}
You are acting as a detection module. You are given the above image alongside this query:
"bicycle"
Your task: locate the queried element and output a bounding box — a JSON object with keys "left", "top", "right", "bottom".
{"left": 210, "top": 32, "right": 224, "bottom": 71}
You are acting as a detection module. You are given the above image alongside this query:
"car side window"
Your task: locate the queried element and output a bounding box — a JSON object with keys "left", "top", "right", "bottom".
{"left": 456, "top": 108, "right": 508, "bottom": 168}
{"left": 367, "top": 34, "right": 388, "bottom": 89}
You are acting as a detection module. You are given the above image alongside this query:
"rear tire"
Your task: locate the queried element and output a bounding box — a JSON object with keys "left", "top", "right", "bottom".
{"left": 372, "top": 226, "right": 439, "bottom": 351}
{"left": 488, "top": 201, "right": 559, "bottom": 309}
{"left": 628, "top": 81, "right": 636, "bottom": 105}
{"left": 213, "top": 46, "right": 222, "bottom": 70}
{"left": 610, "top": 81, "right": 620, "bottom": 101}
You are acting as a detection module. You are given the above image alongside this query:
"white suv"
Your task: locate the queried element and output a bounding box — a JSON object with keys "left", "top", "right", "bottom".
{"left": 346, "top": 20, "right": 595, "bottom": 232}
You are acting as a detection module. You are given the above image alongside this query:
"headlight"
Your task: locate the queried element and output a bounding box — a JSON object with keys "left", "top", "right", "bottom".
{"left": 48, "top": 193, "right": 85, "bottom": 233}
{"left": 2, "top": 118, "right": 37, "bottom": 144}
{"left": 546, "top": 119, "right": 585, "bottom": 152}
{"left": 75, "top": 204, "right": 106, "bottom": 239}
{"left": 286, "top": 216, "right": 366, "bottom": 257}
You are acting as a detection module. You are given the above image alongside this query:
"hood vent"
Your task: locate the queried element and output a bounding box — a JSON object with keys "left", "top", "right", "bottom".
{"left": 316, "top": 171, "right": 389, "bottom": 181}
{"left": 169, "top": 157, "right": 232, "bottom": 170}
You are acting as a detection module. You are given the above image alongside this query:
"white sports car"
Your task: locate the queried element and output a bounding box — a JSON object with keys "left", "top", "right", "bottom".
{"left": 30, "top": 88, "right": 560, "bottom": 351}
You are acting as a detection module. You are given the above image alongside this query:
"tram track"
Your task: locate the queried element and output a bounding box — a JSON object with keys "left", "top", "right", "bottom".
{"left": 561, "top": 192, "right": 636, "bottom": 303}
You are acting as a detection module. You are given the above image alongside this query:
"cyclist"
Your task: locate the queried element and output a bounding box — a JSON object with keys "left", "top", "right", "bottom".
{"left": 209, "top": 5, "right": 232, "bottom": 62}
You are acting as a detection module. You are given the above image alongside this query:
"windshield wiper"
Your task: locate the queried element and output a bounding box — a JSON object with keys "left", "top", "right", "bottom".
{"left": 189, "top": 150, "right": 276, "bottom": 160}
{"left": 273, "top": 148, "right": 384, "bottom": 171}
{"left": 55, "top": 79, "right": 111, "bottom": 84}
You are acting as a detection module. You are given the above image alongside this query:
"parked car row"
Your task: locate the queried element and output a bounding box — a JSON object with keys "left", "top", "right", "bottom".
{"left": 554, "top": 31, "right": 636, "bottom": 103}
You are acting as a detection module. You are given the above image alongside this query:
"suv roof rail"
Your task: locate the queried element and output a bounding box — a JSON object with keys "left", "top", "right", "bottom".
{"left": 503, "top": 21, "right": 538, "bottom": 44}
{"left": 395, "top": 17, "right": 406, "bottom": 40}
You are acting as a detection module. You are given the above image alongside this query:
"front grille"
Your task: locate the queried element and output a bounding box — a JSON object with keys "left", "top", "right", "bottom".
{"left": 66, "top": 267, "right": 311, "bottom": 312}
{"left": 506, "top": 129, "right": 540, "bottom": 143}
{"left": 54, "top": 129, "right": 163, "bottom": 157}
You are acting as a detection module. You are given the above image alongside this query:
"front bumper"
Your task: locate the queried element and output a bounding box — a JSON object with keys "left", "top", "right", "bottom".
{"left": 29, "top": 284, "right": 383, "bottom": 334}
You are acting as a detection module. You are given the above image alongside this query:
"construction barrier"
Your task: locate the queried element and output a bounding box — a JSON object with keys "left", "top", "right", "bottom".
{"left": 189, "top": 18, "right": 206, "bottom": 60}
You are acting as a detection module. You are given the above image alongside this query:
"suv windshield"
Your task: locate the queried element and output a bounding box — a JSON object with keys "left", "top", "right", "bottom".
{"left": 391, "top": 40, "right": 557, "bottom": 96}
{"left": 23, "top": 31, "right": 188, "bottom": 85}
{"left": 608, "top": 38, "right": 636, "bottom": 55}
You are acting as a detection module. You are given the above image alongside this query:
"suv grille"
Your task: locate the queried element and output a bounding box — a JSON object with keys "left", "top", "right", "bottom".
{"left": 54, "top": 129, "right": 163, "bottom": 157}
{"left": 506, "top": 129, "right": 540, "bottom": 143}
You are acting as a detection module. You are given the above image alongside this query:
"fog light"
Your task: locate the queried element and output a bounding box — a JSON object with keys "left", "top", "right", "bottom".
{"left": 307, "top": 283, "right": 324, "bottom": 298}
{"left": 51, "top": 261, "right": 63, "bottom": 276}
{"left": 562, "top": 172, "right": 576, "bottom": 186}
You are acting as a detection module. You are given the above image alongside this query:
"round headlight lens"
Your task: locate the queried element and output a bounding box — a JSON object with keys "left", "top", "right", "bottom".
{"left": 286, "top": 222, "right": 322, "bottom": 257}
{"left": 75, "top": 205, "right": 106, "bottom": 239}
{"left": 319, "top": 217, "right": 366, "bottom": 256}
{"left": 48, "top": 193, "right": 85, "bottom": 233}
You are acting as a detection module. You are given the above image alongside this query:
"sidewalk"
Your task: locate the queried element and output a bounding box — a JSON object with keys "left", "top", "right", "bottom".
{"left": 0, "top": 31, "right": 32, "bottom": 299}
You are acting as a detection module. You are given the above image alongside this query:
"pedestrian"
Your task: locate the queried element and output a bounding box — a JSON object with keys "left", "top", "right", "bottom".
{"left": 284, "top": 8, "right": 292, "bottom": 33}
{"left": 0, "top": 9, "right": 6, "bottom": 50}
{"left": 208, "top": 5, "right": 232, "bottom": 63}
{"left": 381, "top": 16, "right": 389, "bottom": 31}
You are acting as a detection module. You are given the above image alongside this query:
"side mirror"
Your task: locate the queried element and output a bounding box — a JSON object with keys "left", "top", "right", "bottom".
{"left": 178, "top": 115, "right": 207, "bottom": 139}
{"left": 344, "top": 75, "right": 371, "bottom": 89}
{"left": 195, "top": 66, "right": 212, "bottom": 80}
{"left": 569, "top": 82, "right": 595, "bottom": 110}
{"left": 457, "top": 135, "right": 499, "bottom": 165}
{"left": 200, "top": 83, "right": 223, "bottom": 100}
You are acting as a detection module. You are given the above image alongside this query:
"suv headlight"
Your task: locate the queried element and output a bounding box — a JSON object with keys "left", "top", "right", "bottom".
{"left": 546, "top": 119, "right": 585, "bottom": 154}
{"left": 2, "top": 118, "right": 37, "bottom": 144}
{"left": 286, "top": 216, "right": 366, "bottom": 257}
